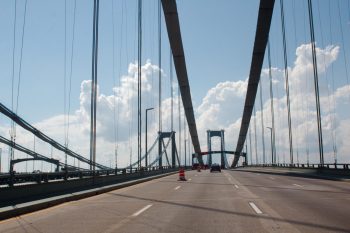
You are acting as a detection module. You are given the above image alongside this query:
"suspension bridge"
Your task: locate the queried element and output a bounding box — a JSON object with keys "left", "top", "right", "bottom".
{"left": 0, "top": 0, "right": 350, "bottom": 232}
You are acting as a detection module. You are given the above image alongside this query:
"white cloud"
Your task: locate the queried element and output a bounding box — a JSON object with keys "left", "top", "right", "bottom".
{"left": 1, "top": 43, "right": 349, "bottom": 171}
{"left": 194, "top": 43, "right": 349, "bottom": 165}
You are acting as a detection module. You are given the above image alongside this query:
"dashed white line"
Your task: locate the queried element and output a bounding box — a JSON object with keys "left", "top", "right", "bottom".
{"left": 132, "top": 204, "right": 152, "bottom": 217}
{"left": 293, "top": 184, "right": 303, "bottom": 187}
{"left": 174, "top": 185, "right": 181, "bottom": 190}
{"left": 249, "top": 202, "right": 263, "bottom": 214}
{"left": 269, "top": 176, "right": 275, "bottom": 180}
{"left": 188, "top": 178, "right": 192, "bottom": 181}
{"left": 234, "top": 184, "right": 239, "bottom": 189}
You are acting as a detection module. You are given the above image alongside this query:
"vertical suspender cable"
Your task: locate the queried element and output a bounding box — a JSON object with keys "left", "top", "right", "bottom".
{"left": 111, "top": 0, "right": 118, "bottom": 169}
{"left": 10, "top": 0, "right": 28, "bottom": 170}
{"left": 137, "top": 0, "right": 142, "bottom": 170}
{"left": 328, "top": 1, "right": 337, "bottom": 164}
{"left": 158, "top": 0, "right": 162, "bottom": 134}
{"left": 94, "top": 0, "right": 100, "bottom": 171}
{"left": 267, "top": 40, "right": 276, "bottom": 164}
{"left": 90, "top": 0, "right": 96, "bottom": 171}
{"left": 259, "top": 82, "right": 266, "bottom": 164}
{"left": 170, "top": 50, "right": 173, "bottom": 132}
{"left": 317, "top": 1, "right": 333, "bottom": 165}
{"left": 249, "top": 126, "right": 253, "bottom": 165}
{"left": 178, "top": 87, "right": 181, "bottom": 164}
{"left": 183, "top": 111, "right": 186, "bottom": 164}
{"left": 302, "top": 0, "right": 311, "bottom": 164}
{"left": 336, "top": 0, "right": 350, "bottom": 97}
{"left": 64, "top": 0, "right": 67, "bottom": 169}
{"left": 67, "top": 0, "right": 77, "bottom": 167}
{"left": 16, "top": 0, "right": 27, "bottom": 119}
{"left": 10, "top": 0, "right": 18, "bottom": 166}
{"left": 279, "top": 0, "right": 294, "bottom": 165}
{"left": 253, "top": 106, "right": 258, "bottom": 164}
{"left": 307, "top": 0, "right": 324, "bottom": 165}
{"left": 90, "top": 0, "right": 99, "bottom": 172}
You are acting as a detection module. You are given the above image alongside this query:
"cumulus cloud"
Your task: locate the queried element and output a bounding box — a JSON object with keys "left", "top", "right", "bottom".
{"left": 195, "top": 43, "right": 349, "bottom": 165}
{"left": 1, "top": 43, "right": 349, "bottom": 171}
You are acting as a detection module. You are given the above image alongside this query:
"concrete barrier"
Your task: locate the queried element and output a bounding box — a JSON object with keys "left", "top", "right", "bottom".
{"left": 0, "top": 170, "right": 177, "bottom": 220}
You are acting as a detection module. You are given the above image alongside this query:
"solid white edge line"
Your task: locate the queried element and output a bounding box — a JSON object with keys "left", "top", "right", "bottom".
{"left": 249, "top": 202, "right": 263, "bottom": 214}
{"left": 132, "top": 204, "right": 153, "bottom": 217}
{"left": 174, "top": 185, "right": 181, "bottom": 190}
{"left": 234, "top": 184, "right": 239, "bottom": 189}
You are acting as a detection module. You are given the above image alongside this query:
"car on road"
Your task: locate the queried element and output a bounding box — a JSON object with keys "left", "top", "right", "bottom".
{"left": 192, "top": 163, "right": 200, "bottom": 170}
{"left": 210, "top": 163, "right": 221, "bottom": 172}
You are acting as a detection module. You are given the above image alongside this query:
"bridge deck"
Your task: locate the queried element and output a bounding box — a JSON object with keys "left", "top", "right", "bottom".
{"left": 1, "top": 168, "right": 350, "bottom": 232}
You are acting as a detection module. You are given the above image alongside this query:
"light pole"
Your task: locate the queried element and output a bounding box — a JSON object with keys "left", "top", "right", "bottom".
{"left": 266, "top": 127, "right": 273, "bottom": 165}
{"left": 145, "top": 107, "right": 154, "bottom": 168}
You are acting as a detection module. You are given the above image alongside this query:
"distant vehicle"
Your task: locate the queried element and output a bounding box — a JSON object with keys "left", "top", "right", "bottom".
{"left": 192, "top": 163, "right": 200, "bottom": 170}
{"left": 210, "top": 163, "right": 221, "bottom": 172}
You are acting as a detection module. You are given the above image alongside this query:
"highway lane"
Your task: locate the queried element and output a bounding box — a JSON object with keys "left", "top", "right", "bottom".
{"left": 228, "top": 167, "right": 350, "bottom": 233}
{"left": 0, "top": 168, "right": 349, "bottom": 232}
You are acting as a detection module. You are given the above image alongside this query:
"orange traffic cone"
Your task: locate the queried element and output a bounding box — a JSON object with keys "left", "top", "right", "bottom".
{"left": 178, "top": 167, "right": 186, "bottom": 181}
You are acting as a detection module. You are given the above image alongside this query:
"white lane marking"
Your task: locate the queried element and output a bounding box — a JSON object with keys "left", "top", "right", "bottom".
{"left": 269, "top": 176, "right": 275, "bottom": 180}
{"left": 234, "top": 184, "right": 239, "bottom": 189}
{"left": 188, "top": 178, "right": 192, "bottom": 181}
{"left": 256, "top": 174, "right": 261, "bottom": 176}
{"left": 195, "top": 174, "right": 198, "bottom": 177}
{"left": 293, "top": 184, "right": 303, "bottom": 187}
{"left": 174, "top": 185, "right": 181, "bottom": 190}
{"left": 132, "top": 204, "right": 152, "bottom": 217}
{"left": 249, "top": 202, "right": 263, "bottom": 214}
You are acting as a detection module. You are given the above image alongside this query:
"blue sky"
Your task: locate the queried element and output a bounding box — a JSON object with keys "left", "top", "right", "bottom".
{"left": 0, "top": 0, "right": 261, "bottom": 122}
{"left": 0, "top": 0, "right": 350, "bottom": 171}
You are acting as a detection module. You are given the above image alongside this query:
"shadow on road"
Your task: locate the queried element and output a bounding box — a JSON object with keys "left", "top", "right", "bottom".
{"left": 106, "top": 192, "right": 349, "bottom": 232}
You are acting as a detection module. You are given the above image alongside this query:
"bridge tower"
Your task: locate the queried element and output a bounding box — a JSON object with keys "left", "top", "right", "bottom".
{"left": 158, "top": 131, "right": 178, "bottom": 168}
{"left": 207, "top": 130, "right": 226, "bottom": 167}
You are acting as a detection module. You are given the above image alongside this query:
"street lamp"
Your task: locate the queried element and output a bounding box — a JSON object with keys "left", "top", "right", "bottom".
{"left": 145, "top": 107, "right": 154, "bottom": 168}
{"left": 266, "top": 127, "right": 273, "bottom": 165}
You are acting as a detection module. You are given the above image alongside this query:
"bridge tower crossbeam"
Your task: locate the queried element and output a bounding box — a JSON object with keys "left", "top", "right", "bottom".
{"left": 207, "top": 130, "right": 226, "bottom": 167}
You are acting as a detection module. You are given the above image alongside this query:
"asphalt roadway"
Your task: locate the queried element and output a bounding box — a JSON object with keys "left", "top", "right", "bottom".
{"left": 0, "top": 167, "right": 350, "bottom": 233}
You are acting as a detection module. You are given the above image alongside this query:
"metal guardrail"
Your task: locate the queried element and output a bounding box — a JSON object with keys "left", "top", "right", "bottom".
{"left": 0, "top": 166, "right": 176, "bottom": 188}
{"left": 244, "top": 163, "right": 350, "bottom": 170}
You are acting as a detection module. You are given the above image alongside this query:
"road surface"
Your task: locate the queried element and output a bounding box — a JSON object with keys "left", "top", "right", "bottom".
{"left": 0, "top": 167, "right": 350, "bottom": 232}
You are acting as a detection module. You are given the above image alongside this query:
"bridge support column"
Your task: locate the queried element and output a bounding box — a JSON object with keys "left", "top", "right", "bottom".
{"left": 207, "top": 131, "right": 212, "bottom": 166}
{"left": 207, "top": 130, "right": 226, "bottom": 168}
{"left": 171, "top": 132, "right": 176, "bottom": 168}
{"left": 220, "top": 130, "right": 225, "bottom": 168}
{"left": 158, "top": 131, "right": 178, "bottom": 168}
